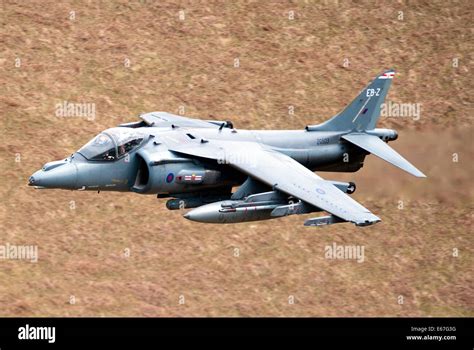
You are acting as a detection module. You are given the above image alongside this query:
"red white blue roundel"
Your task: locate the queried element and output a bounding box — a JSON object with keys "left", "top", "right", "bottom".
{"left": 166, "top": 173, "right": 174, "bottom": 183}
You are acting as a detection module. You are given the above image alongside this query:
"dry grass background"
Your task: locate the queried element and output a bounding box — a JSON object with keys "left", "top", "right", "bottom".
{"left": 0, "top": 0, "right": 473, "bottom": 316}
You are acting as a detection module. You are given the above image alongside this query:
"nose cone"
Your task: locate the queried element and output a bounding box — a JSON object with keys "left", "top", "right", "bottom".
{"left": 29, "top": 162, "right": 78, "bottom": 189}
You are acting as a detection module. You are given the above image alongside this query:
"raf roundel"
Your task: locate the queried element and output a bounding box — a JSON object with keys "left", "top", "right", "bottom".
{"left": 166, "top": 173, "right": 174, "bottom": 183}
{"left": 316, "top": 188, "right": 326, "bottom": 195}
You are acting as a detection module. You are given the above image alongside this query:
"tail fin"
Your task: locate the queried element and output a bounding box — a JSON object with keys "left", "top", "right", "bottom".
{"left": 308, "top": 69, "right": 395, "bottom": 132}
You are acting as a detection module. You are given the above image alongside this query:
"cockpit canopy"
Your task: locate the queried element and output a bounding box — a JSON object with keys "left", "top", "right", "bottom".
{"left": 78, "top": 128, "right": 144, "bottom": 161}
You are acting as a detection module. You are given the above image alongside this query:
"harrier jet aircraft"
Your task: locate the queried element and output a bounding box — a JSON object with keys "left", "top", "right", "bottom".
{"left": 29, "top": 69, "right": 425, "bottom": 227}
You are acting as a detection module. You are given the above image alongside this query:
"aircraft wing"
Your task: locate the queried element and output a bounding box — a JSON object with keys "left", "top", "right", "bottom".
{"left": 165, "top": 138, "right": 381, "bottom": 226}
{"left": 140, "top": 111, "right": 225, "bottom": 129}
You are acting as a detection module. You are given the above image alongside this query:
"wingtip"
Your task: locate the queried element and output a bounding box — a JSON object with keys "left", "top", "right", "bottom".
{"left": 355, "top": 217, "right": 381, "bottom": 227}
{"left": 412, "top": 169, "right": 427, "bottom": 178}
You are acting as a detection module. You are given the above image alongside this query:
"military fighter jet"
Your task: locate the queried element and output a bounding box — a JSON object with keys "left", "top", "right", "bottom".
{"left": 29, "top": 69, "right": 425, "bottom": 227}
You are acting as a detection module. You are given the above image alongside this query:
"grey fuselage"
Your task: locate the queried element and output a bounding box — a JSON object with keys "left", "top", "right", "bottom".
{"left": 28, "top": 125, "right": 397, "bottom": 197}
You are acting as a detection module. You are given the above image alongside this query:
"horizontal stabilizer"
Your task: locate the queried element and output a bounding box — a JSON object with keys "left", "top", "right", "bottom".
{"left": 342, "top": 133, "right": 426, "bottom": 178}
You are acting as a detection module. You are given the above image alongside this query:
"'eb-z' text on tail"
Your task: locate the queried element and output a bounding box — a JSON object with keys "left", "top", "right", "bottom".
{"left": 310, "top": 69, "right": 395, "bottom": 132}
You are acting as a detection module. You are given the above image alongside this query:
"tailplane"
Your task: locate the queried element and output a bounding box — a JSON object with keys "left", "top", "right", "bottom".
{"left": 342, "top": 133, "right": 426, "bottom": 177}
{"left": 306, "top": 69, "right": 426, "bottom": 178}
